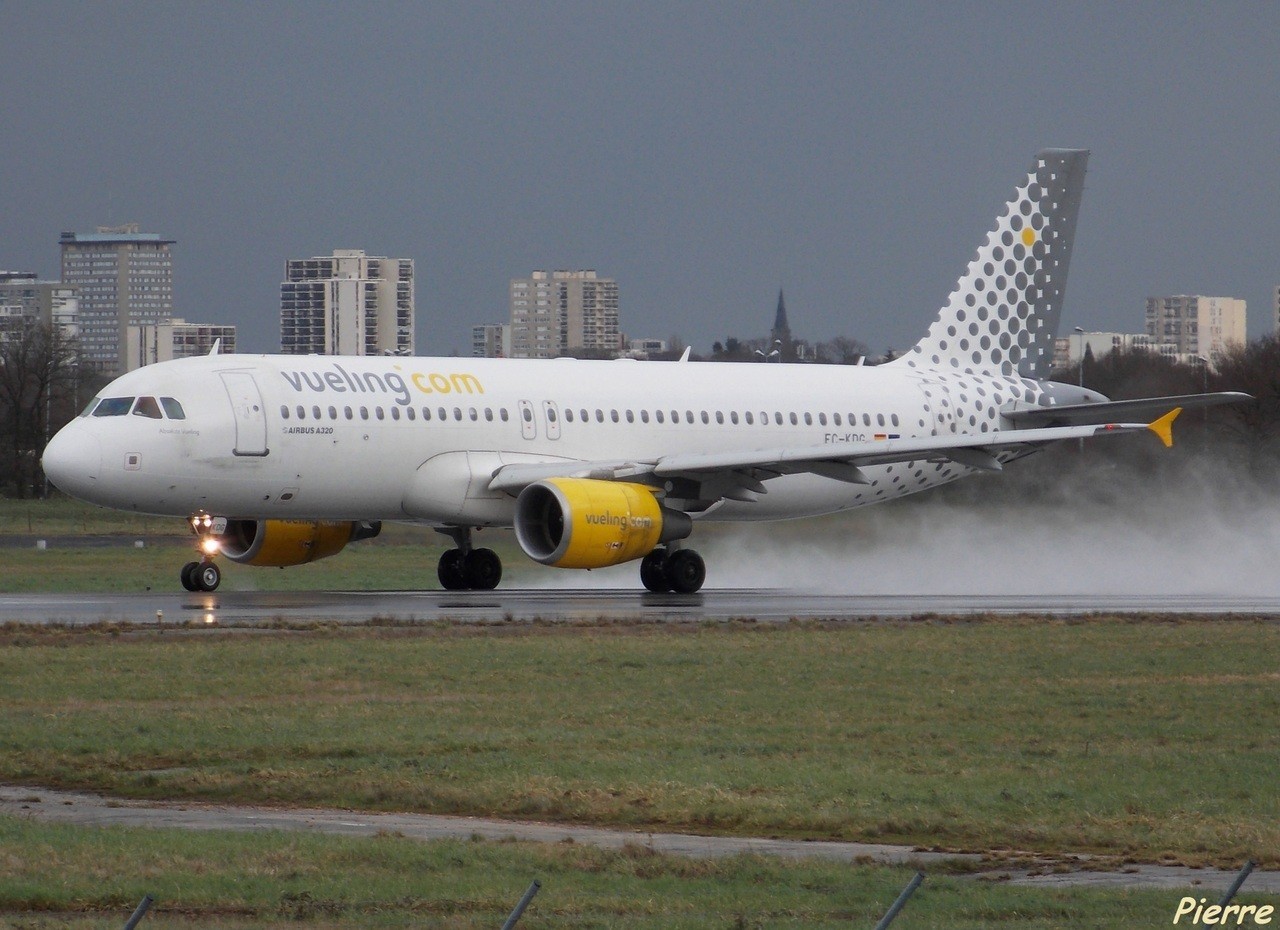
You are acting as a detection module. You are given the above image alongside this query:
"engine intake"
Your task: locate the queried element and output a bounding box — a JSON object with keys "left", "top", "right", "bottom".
{"left": 214, "top": 519, "right": 381, "bottom": 567}
{"left": 514, "top": 478, "right": 691, "bottom": 569}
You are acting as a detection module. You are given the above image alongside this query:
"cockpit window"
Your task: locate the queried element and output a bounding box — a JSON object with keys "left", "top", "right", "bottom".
{"left": 92, "top": 397, "right": 134, "bottom": 417}
{"left": 79, "top": 397, "right": 100, "bottom": 418}
{"left": 132, "top": 396, "right": 163, "bottom": 419}
{"left": 160, "top": 397, "right": 186, "bottom": 420}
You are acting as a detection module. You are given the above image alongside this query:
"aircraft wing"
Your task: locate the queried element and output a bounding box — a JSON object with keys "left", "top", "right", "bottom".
{"left": 487, "top": 411, "right": 1180, "bottom": 498}
{"left": 1002, "top": 391, "right": 1250, "bottom": 427}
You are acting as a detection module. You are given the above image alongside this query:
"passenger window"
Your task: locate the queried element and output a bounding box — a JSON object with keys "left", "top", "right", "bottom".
{"left": 640, "top": 410, "right": 649, "bottom": 423}
{"left": 565, "top": 408, "right": 574, "bottom": 423}
{"left": 92, "top": 397, "right": 133, "bottom": 417}
{"left": 626, "top": 410, "right": 635, "bottom": 423}
{"left": 834, "top": 413, "right": 842, "bottom": 426}
{"left": 469, "top": 408, "right": 478, "bottom": 421}
{"left": 655, "top": 410, "right": 664, "bottom": 424}
{"left": 376, "top": 407, "right": 385, "bottom": 420}
{"left": 422, "top": 407, "right": 431, "bottom": 421}
{"left": 611, "top": 410, "right": 619, "bottom": 423}
{"left": 596, "top": 409, "right": 604, "bottom": 422}
{"left": 730, "top": 412, "right": 739, "bottom": 425}
{"left": 715, "top": 412, "right": 724, "bottom": 425}
{"left": 701, "top": 411, "right": 709, "bottom": 424}
{"left": 312, "top": 405, "right": 322, "bottom": 420}
{"left": 160, "top": 397, "right": 186, "bottom": 419}
{"left": 407, "top": 407, "right": 416, "bottom": 421}
{"left": 580, "top": 409, "right": 589, "bottom": 422}
{"left": 485, "top": 408, "right": 494, "bottom": 422}
{"left": 500, "top": 409, "right": 510, "bottom": 422}
{"left": 453, "top": 408, "right": 462, "bottom": 421}
{"left": 818, "top": 413, "right": 827, "bottom": 426}
{"left": 789, "top": 412, "right": 798, "bottom": 425}
{"left": 522, "top": 407, "right": 533, "bottom": 422}
{"left": 877, "top": 413, "right": 886, "bottom": 427}
{"left": 891, "top": 413, "right": 900, "bottom": 427}
{"left": 391, "top": 407, "right": 400, "bottom": 421}
{"left": 361, "top": 407, "right": 370, "bottom": 420}
{"left": 328, "top": 406, "right": 337, "bottom": 419}
{"left": 745, "top": 412, "right": 753, "bottom": 425}
{"left": 804, "top": 413, "right": 813, "bottom": 426}
{"left": 775, "top": 412, "right": 783, "bottom": 425}
{"left": 345, "top": 407, "right": 354, "bottom": 420}
{"left": 863, "top": 413, "right": 871, "bottom": 427}
{"left": 297, "top": 406, "right": 306, "bottom": 419}
{"left": 132, "top": 397, "right": 163, "bottom": 419}
{"left": 438, "top": 407, "right": 446, "bottom": 420}
{"left": 685, "top": 410, "right": 693, "bottom": 423}
{"left": 280, "top": 405, "right": 290, "bottom": 420}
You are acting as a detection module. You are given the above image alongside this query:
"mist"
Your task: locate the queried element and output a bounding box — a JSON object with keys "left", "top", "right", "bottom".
{"left": 536, "top": 447, "right": 1280, "bottom": 597}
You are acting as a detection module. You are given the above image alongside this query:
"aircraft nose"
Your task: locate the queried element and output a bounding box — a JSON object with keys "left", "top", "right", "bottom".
{"left": 42, "top": 423, "right": 102, "bottom": 498}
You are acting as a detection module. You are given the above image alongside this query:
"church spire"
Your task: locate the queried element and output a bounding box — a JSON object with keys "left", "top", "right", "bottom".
{"left": 771, "top": 289, "right": 793, "bottom": 359}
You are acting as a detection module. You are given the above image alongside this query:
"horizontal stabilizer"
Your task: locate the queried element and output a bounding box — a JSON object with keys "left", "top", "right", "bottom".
{"left": 1002, "top": 392, "right": 1251, "bottom": 428}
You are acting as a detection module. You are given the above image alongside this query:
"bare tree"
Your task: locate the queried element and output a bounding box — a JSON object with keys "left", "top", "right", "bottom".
{"left": 816, "top": 335, "right": 871, "bottom": 365}
{"left": 0, "top": 320, "right": 85, "bottom": 497}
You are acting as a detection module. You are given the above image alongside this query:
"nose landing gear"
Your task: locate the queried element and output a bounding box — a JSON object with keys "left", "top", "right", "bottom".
{"left": 180, "top": 559, "right": 221, "bottom": 592}
{"left": 182, "top": 513, "right": 225, "bottom": 592}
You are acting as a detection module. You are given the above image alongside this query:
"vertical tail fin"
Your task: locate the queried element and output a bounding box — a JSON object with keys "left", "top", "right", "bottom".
{"left": 899, "top": 149, "right": 1088, "bottom": 380}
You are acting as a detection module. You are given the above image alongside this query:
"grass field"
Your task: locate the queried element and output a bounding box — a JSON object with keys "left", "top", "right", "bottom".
{"left": 3, "top": 497, "right": 1276, "bottom": 927}
{"left": 2, "top": 619, "right": 1275, "bottom": 870}
{"left": 0, "top": 814, "right": 1194, "bottom": 929}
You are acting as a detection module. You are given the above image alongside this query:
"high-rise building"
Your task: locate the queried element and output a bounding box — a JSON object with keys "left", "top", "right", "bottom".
{"left": 472, "top": 323, "right": 510, "bottom": 358}
{"left": 59, "top": 225, "right": 174, "bottom": 375}
{"left": 508, "top": 270, "right": 620, "bottom": 359}
{"left": 125, "top": 319, "right": 237, "bottom": 371}
{"left": 0, "top": 272, "right": 79, "bottom": 341}
{"left": 280, "top": 249, "right": 414, "bottom": 356}
{"left": 1144, "top": 295, "right": 1245, "bottom": 362}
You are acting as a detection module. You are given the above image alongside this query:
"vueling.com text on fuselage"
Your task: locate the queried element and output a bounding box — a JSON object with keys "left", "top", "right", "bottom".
{"left": 281, "top": 364, "right": 484, "bottom": 406}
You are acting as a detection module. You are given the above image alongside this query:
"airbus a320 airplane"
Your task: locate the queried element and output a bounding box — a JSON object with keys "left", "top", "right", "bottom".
{"left": 43, "top": 150, "right": 1246, "bottom": 594}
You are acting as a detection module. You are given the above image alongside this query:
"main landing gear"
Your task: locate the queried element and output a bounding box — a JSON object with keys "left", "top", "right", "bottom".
{"left": 436, "top": 526, "right": 502, "bottom": 591}
{"left": 640, "top": 547, "right": 706, "bottom": 594}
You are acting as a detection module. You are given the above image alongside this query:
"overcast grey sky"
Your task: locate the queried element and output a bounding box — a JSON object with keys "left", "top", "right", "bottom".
{"left": 4, "top": 2, "right": 1279, "bottom": 357}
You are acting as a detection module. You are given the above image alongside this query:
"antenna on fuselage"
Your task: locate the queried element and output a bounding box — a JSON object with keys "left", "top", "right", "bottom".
{"left": 679, "top": 346, "right": 691, "bottom": 362}
{"left": 208, "top": 339, "right": 221, "bottom": 356}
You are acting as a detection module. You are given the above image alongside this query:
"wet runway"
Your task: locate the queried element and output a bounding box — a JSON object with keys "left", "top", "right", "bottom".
{"left": 3, "top": 587, "right": 1280, "bottom": 625}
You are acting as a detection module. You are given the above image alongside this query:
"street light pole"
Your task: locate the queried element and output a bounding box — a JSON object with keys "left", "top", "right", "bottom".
{"left": 1196, "top": 355, "right": 1209, "bottom": 429}
{"left": 1073, "top": 327, "right": 1085, "bottom": 389}
{"left": 1073, "top": 327, "right": 1086, "bottom": 452}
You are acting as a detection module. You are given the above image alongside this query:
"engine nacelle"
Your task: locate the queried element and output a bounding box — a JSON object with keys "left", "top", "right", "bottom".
{"left": 212, "top": 519, "right": 381, "bottom": 567}
{"left": 514, "top": 478, "right": 692, "bottom": 569}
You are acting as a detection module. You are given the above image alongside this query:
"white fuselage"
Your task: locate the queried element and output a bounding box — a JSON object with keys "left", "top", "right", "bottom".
{"left": 44, "top": 352, "right": 1056, "bottom": 527}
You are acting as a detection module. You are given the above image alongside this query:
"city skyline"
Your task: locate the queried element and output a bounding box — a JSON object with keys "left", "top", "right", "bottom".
{"left": 5, "top": 5, "right": 1280, "bottom": 357}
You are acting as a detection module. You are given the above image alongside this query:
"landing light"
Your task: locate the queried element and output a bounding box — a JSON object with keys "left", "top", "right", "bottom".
{"left": 200, "top": 538, "right": 221, "bottom": 557}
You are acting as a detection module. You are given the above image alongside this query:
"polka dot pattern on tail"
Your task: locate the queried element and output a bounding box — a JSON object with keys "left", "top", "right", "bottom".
{"left": 900, "top": 150, "right": 1088, "bottom": 381}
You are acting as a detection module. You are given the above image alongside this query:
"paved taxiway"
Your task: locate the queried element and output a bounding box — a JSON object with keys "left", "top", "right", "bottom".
{"left": 2, "top": 787, "right": 1273, "bottom": 893}
{"left": 4, "top": 588, "right": 1280, "bottom": 625}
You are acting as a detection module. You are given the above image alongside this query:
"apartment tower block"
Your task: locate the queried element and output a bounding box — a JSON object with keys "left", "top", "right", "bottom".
{"left": 281, "top": 249, "right": 414, "bottom": 356}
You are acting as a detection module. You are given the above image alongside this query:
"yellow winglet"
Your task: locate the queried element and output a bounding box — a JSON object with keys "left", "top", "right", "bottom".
{"left": 1148, "top": 407, "right": 1182, "bottom": 448}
